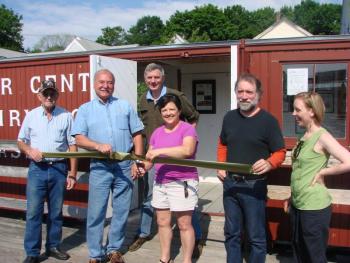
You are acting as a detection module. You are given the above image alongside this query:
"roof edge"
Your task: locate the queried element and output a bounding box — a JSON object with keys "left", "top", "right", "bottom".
{"left": 0, "top": 41, "right": 239, "bottom": 63}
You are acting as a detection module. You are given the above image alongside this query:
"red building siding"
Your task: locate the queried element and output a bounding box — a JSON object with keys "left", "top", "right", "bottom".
{"left": 0, "top": 56, "right": 91, "bottom": 141}
{"left": 242, "top": 39, "right": 350, "bottom": 148}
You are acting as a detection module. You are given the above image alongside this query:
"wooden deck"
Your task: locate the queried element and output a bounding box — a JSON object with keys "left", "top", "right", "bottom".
{"left": 0, "top": 182, "right": 349, "bottom": 262}
{"left": 0, "top": 210, "right": 296, "bottom": 263}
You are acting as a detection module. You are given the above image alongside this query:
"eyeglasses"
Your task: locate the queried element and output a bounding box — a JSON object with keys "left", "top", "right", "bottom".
{"left": 184, "top": 181, "right": 189, "bottom": 198}
{"left": 292, "top": 140, "right": 304, "bottom": 160}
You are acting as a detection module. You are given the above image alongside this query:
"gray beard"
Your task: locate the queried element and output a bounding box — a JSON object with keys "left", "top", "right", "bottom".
{"left": 238, "top": 102, "right": 256, "bottom": 112}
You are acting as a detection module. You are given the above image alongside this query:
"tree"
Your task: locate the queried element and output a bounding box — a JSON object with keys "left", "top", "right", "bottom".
{"left": 164, "top": 4, "right": 277, "bottom": 42}
{"left": 280, "top": 5, "right": 294, "bottom": 21}
{"left": 164, "top": 4, "right": 228, "bottom": 42}
{"left": 223, "top": 5, "right": 251, "bottom": 39}
{"left": 127, "top": 16, "right": 165, "bottom": 45}
{"left": 32, "top": 34, "right": 75, "bottom": 52}
{"left": 290, "top": 0, "right": 341, "bottom": 35}
{"left": 314, "top": 3, "right": 341, "bottom": 35}
{"left": 0, "top": 4, "right": 24, "bottom": 51}
{"left": 246, "top": 7, "right": 276, "bottom": 38}
{"left": 163, "top": 10, "right": 194, "bottom": 41}
{"left": 96, "top": 26, "right": 127, "bottom": 46}
{"left": 294, "top": 0, "right": 320, "bottom": 33}
{"left": 188, "top": 28, "right": 210, "bottom": 42}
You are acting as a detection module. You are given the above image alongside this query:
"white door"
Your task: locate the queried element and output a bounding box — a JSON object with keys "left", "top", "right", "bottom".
{"left": 89, "top": 55, "right": 139, "bottom": 214}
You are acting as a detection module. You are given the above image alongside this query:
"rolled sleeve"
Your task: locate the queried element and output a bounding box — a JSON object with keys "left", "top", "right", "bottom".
{"left": 66, "top": 113, "right": 76, "bottom": 145}
{"left": 128, "top": 104, "right": 144, "bottom": 135}
{"left": 71, "top": 105, "right": 88, "bottom": 137}
{"left": 18, "top": 113, "right": 30, "bottom": 143}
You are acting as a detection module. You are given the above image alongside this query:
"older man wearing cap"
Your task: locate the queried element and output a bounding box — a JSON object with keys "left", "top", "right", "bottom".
{"left": 18, "top": 79, "right": 78, "bottom": 263}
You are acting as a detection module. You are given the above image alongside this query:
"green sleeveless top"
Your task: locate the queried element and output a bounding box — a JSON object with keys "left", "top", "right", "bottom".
{"left": 291, "top": 128, "right": 332, "bottom": 210}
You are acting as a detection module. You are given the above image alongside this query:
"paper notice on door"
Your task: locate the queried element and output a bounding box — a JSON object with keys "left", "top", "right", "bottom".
{"left": 287, "top": 68, "right": 308, "bottom": 95}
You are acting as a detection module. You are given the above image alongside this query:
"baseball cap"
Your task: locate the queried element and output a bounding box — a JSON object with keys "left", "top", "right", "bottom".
{"left": 38, "top": 79, "right": 58, "bottom": 94}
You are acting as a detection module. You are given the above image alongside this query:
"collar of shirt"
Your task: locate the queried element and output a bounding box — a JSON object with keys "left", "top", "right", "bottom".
{"left": 96, "top": 96, "right": 117, "bottom": 105}
{"left": 40, "top": 105, "right": 57, "bottom": 116}
{"left": 146, "top": 86, "right": 167, "bottom": 102}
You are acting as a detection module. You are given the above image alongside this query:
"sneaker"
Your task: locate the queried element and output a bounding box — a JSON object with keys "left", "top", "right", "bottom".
{"left": 128, "top": 236, "right": 151, "bottom": 252}
{"left": 107, "top": 251, "right": 125, "bottom": 263}
{"left": 192, "top": 239, "right": 205, "bottom": 259}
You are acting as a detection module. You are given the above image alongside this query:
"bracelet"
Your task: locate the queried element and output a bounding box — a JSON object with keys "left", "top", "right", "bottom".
{"left": 68, "top": 175, "right": 77, "bottom": 181}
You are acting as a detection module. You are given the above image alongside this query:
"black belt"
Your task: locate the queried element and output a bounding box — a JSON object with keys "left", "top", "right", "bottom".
{"left": 227, "top": 173, "right": 266, "bottom": 181}
{"left": 37, "top": 159, "right": 67, "bottom": 165}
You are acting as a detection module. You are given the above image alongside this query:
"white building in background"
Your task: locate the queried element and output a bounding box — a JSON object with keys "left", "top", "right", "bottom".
{"left": 254, "top": 17, "right": 313, "bottom": 39}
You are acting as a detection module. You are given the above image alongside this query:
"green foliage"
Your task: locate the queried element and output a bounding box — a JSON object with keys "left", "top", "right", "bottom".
{"left": 32, "top": 34, "right": 75, "bottom": 52}
{"left": 165, "top": 0, "right": 341, "bottom": 43}
{"left": 92, "top": 0, "right": 342, "bottom": 48}
{"left": 188, "top": 4, "right": 228, "bottom": 41}
{"left": 292, "top": 0, "right": 341, "bottom": 35}
{"left": 312, "top": 3, "right": 341, "bottom": 35}
{"left": 294, "top": 0, "right": 320, "bottom": 33}
{"left": 280, "top": 6, "right": 294, "bottom": 21}
{"left": 188, "top": 29, "right": 210, "bottom": 42}
{"left": 0, "top": 4, "right": 24, "bottom": 51}
{"left": 165, "top": 4, "right": 228, "bottom": 42}
{"left": 163, "top": 11, "right": 192, "bottom": 41}
{"left": 246, "top": 7, "right": 276, "bottom": 38}
{"left": 137, "top": 82, "right": 148, "bottom": 112}
{"left": 96, "top": 26, "right": 127, "bottom": 46}
{"left": 223, "top": 5, "right": 250, "bottom": 39}
{"left": 127, "top": 16, "right": 165, "bottom": 45}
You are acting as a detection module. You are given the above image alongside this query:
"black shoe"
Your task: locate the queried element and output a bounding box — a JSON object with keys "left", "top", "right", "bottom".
{"left": 128, "top": 235, "right": 151, "bottom": 252}
{"left": 23, "top": 256, "right": 39, "bottom": 263}
{"left": 45, "top": 247, "right": 70, "bottom": 260}
{"left": 192, "top": 239, "right": 205, "bottom": 259}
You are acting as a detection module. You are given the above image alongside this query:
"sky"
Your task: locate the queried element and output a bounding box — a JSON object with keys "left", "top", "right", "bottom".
{"left": 1, "top": 0, "right": 343, "bottom": 50}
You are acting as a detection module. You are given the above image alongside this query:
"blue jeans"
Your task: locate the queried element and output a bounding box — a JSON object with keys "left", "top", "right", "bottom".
{"left": 138, "top": 167, "right": 202, "bottom": 240}
{"left": 223, "top": 177, "right": 267, "bottom": 263}
{"left": 24, "top": 161, "right": 67, "bottom": 257}
{"left": 87, "top": 160, "right": 133, "bottom": 259}
{"left": 138, "top": 167, "right": 155, "bottom": 238}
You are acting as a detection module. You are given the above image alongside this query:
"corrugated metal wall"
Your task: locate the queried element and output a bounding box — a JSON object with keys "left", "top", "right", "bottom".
{"left": 0, "top": 55, "right": 91, "bottom": 218}
{"left": 0, "top": 56, "right": 90, "bottom": 141}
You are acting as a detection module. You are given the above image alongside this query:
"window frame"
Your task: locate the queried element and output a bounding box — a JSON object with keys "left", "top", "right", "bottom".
{"left": 280, "top": 61, "right": 350, "bottom": 149}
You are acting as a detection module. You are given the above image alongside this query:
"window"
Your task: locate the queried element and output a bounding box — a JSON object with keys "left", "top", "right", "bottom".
{"left": 282, "top": 63, "right": 347, "bottom": 138}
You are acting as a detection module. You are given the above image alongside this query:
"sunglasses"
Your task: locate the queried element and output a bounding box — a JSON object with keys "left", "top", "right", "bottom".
{"left": 42, "top": 89, "right": 58, "bottom": 98}
{"left": 292, "top": 140, "right": 304, "bottom": 160}
{"left": 184, "top": 181, "right": 189, "bottom": 198}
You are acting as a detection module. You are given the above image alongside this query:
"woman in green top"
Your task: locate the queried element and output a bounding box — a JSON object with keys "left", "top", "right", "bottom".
{"left": 287, "top": 91, "right": 350, "bottom": 263}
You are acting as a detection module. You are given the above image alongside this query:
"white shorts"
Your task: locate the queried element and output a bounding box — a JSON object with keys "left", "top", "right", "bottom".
{"left": 151, "top": 179, "right": 199, "bottom": 212}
